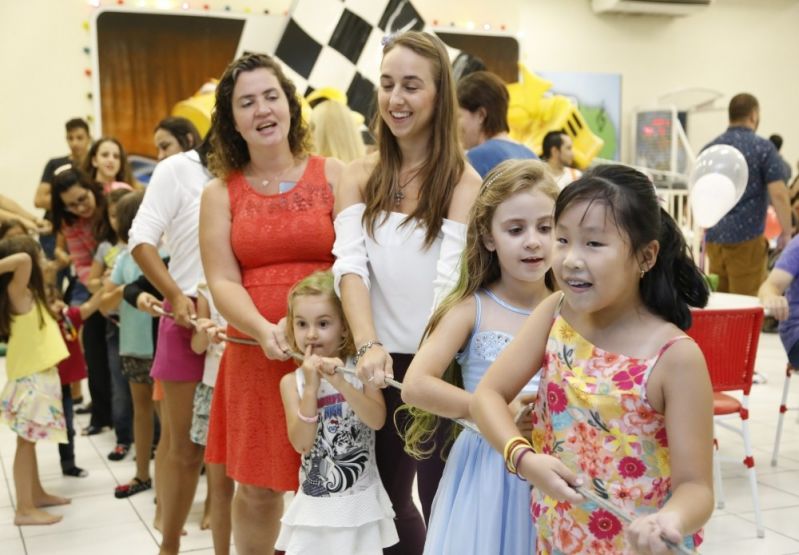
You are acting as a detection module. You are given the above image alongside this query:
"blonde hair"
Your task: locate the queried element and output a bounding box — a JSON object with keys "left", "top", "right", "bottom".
{"left": 310, "top": 101, "right": 366, "bottom": 163}
{"left": 363, "top": 31, "right": 464, "bottom": 249}
{"left": 401, "top": 159, "right": 558, "bottom": 459}
{"left": 285, "top": 271, "right": 355, "bottom": 359}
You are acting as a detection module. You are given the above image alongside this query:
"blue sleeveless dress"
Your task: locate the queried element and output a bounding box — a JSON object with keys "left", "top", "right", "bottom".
{"left": 423, "top": 290, "right": 537, "bottom": 554}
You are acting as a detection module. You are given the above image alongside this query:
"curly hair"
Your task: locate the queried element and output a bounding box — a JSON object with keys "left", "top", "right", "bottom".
{"left": 208, "top": 53, "right": 311, "bottom": 179}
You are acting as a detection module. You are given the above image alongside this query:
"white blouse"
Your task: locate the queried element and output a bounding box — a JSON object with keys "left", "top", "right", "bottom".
{"left": 128, "top": 151, "right": 212, "bottom": 297}
{"left": 332, "top": 203, "right": 466, "bottom": 354}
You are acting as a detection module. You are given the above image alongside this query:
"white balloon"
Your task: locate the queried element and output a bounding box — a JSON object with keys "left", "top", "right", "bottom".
{"left": 689, "top": 145, "right": 748, "bottom": 228}
{"left": 690, "top": 173, "right": 736, "bottom": 228}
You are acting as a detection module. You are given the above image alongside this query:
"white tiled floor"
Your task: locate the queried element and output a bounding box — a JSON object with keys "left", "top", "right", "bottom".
{"left": 4, "top": 333, "right": 799, "bottom": 553}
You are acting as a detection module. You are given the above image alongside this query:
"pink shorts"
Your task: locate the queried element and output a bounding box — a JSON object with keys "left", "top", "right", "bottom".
{"left": 149, "top": 299, "right": 204, "bottom": 382}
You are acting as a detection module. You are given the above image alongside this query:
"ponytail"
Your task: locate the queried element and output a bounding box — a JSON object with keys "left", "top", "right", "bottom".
{"left": 641, "top": 208, "right": 709, "bottom": 330}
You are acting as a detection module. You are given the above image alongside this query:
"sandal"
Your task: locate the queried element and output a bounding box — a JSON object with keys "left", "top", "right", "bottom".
{"left": 108, "top": 444, "right": 131, "bottom": 461}
{"left": 114, "top": 477, "right": 152, "bottom": 499}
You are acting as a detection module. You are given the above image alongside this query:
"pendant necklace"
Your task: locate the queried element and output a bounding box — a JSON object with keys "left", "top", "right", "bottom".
{"left": 394, "top": 166, "right": 423, "bottom": 206}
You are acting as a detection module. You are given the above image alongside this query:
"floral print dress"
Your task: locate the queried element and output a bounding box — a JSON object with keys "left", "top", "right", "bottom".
{"left": 529, "top": 310, "right": 703, "bottom": 554}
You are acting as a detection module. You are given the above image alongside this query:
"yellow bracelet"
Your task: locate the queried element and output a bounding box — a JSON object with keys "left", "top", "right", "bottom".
{"left": 503, "top": 436, "right": 533, "bottom": 474}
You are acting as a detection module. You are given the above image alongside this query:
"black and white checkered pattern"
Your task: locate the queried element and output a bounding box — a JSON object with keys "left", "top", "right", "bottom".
{"left": 273, "top": 0, "right": 439, "bottom": 118}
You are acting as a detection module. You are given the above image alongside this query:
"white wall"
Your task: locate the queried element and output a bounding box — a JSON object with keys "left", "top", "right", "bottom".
{"left": 2, "top": 0, "right": 797, "bottom": 217}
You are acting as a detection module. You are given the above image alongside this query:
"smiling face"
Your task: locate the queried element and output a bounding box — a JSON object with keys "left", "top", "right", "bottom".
{"left": 59, "top": 184, "right": 96, "bottom": 219}
{"left": 484, "top": 189, "right": 555, "bottom": 286}
{"left": 553, "top": 200, "right": 650, "bottom": 314}
{"left": 232, "top": 67, "right": 291, "bottom": 151}
{"left": 92, "top": 140, "right": 121, "bottom": 183}
{"left": 154, "top": 128, "right": 182, "bottom": 161}
{"left": 378, "top": 46, "right": 437, "bottom": 143}
{"left": 291, "top": 294, "right": 347, "bottom": 358}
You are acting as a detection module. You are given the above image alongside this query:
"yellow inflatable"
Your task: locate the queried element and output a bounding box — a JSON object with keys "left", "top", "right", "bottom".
{"left": 507, "top": 64, "right": 604, "bottom": 170}
{"left": 171, "top": 80, "right": 217, "bottom": 138}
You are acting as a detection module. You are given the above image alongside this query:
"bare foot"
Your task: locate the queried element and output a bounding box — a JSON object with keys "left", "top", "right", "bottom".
{"left": 15, "top": 508, "right": 63, "bottom": 526}
{"left": 200, "top": 511, "right": 211, "bottom": 530}
{"left": 153, "top": 517, "right": 187, "bottom": 536}
{"left": 34, "top": 493, "right": 71, "bottom": 508}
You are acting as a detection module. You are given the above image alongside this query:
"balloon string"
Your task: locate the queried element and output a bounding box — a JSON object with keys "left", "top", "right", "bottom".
{"left": 153, "top": 306, "right": 696, "bottom": 553}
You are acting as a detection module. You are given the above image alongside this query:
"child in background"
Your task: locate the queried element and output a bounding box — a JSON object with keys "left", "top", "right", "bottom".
{"left": 102, "top": 191, "right": 157, "bottom": 497}
{"left": 92, "top": 187, "right": 134, "bottom": 461}
{"left": 190, "top": 282, "right": 234, "bottom": 553}
{"left": 81, "top": 137, "right": 137, "bottom": 192}
{"left": 48, "top": 283, "right": 103, "bottom": 478}
{"left": 276, "top": 271, "right": 397, "bottom": 554}
{"left": 0, "top": 235, "right": 70, "bottom": 525}
{"left": 401, "top": 160, "right": 558, "bottom": 554}
{"left": 472, "top": 165, "right": 714, "bottom": 554}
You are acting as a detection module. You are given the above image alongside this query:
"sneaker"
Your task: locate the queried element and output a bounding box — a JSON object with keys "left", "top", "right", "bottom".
{"left": 81, "top": 424, "right": 111, "bottom": 436}
{"left": 75, "top": 402, "right": 93, "bottom": 415}
{"left": 62, "top": 466, "right": 89, "bottom": 478}
{"left": 107, "top": 444, "right": 131, "bottom": 461}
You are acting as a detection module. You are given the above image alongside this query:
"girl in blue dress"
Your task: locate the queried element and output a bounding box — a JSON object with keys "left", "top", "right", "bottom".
{"left": 401, "top": 159, "right": 558, "bottom": 554}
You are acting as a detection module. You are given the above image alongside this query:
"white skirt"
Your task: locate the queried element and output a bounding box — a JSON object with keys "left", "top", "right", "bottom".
{"left": 276, "top": 480, "right": 398, "bottom": 555}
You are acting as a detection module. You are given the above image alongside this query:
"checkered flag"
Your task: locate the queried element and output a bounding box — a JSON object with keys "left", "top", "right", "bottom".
{"left": 273, "top": 0, "right": 457, "bottom": 118}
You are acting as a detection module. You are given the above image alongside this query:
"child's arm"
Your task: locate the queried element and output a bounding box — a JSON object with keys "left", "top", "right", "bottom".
{"left": 759, "top": 267, "right": 793, "bottom": 321}
{"left": 0, "top": 252, "right": 33, "bottom": 314}
{"left": 401, "top": 298, "right": 474, "bottom": 419}
{"left": 319, "top": 358, "right": 386, "bottom": 430}
{"left": 626, "top": 340, "right": 714, "bottom": 553}
{"left": 86, "top": 259, "right": 105, "bottom": 293}
{"left": 471, "top": 293, "right": 583, "bottom": 504}
{"left": 54, "top": 233, "right": 71, "bottom": 270}
{"left": 78, "top": 289, "right": 105, "bottom": 321}
{"left": 190, "top": 293, "right": 212, "bottom": 355}
{"left": 280, "top": 348, "right": 322, "bottom": 454}
{"left": 100, "top": 277, "right": 123, "bottom": 313}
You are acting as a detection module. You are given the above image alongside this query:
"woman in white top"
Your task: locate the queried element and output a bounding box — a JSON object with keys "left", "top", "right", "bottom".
{"left": 333, "top": 31, "right": 481, "bottom": 554}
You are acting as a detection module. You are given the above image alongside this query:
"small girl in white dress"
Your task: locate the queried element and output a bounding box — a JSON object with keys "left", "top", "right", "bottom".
{"left": 277, "top": 271, "right": 398, "bottom": 555}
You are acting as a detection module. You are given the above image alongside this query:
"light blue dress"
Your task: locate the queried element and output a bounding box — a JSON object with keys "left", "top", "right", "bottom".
{"left": 423, "top": 289, "right": 537, "bottom": 555}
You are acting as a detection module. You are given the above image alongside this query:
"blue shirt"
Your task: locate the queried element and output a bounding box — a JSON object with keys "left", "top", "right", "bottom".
{"left": 704, "top": 127, "right": 785, "bottom": 244}
{"left": 111, "top": 246, "right": 154, "bottom": 358}
{"left": 776, "top": 235, "right": 799, "bottom": 353}
{"left": 466, "top": 138, "right": 538, "bottom": 178}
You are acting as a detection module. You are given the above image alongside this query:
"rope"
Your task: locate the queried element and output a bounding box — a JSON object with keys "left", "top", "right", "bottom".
{"left": 153, "top": 305, "right": 695, "bottom": 553}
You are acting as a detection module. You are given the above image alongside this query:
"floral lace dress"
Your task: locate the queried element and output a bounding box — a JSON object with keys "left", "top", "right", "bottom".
{"left": 529, "top": 310, "right": 703, "bottom": 554}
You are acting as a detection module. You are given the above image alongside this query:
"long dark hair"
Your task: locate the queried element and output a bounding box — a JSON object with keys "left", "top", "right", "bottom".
{"left": 82, "top": 137, "right": 134, "bottom": 185}
{"left": 555, "top": 164, "right": 709, "bottom": 329}
{"left": 154, "top": 116, "right": 201, "bottom": 152}
{"left": 51, "top": 166, "right": 116, "bottom": 244}
{"left": 363, "top": 31, "right": 464, "bottom": 249}
{"left": 0, "top": 236, "right": 49, "bottom": 340}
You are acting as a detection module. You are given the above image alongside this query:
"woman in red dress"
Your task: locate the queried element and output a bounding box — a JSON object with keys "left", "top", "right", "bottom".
{"left": 200, "top": 53, "right": 343, "bottom": 554}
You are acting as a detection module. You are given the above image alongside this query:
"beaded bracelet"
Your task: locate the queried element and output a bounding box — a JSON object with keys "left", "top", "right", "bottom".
{"left": 296, "top": 408, "right": 318, "bottom": 424}
{"left": 354, "top": 339, "right": 383, "bottom": 365}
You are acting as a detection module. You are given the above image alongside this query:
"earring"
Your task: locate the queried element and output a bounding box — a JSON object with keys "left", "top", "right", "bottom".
{"left": 640, "top": 269, "right": 646, "bottom": 279}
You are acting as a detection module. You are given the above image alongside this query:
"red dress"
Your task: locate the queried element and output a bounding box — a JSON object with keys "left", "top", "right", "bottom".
{"left": 205, "top": 156, "right": 335, "bottom": 490}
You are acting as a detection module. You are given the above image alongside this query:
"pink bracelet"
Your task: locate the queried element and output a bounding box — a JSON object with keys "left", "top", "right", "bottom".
{"left": 297, "top": 408, "right": 318, "bottom": 423}
{"left": 513, "top": 447, "right": 534, "bottom": 477}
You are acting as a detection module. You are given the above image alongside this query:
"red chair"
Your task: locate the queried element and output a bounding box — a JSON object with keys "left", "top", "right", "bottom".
{"left": 686, "top": 306, "right": 765, "bottom": 538}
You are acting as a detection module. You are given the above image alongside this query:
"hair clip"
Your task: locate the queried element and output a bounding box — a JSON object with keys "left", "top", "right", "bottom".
{"left": 481, "top": 170, "right": 505, "bottom": 192}
{"left": 381, "top": 33, "right": 397, "bottom": 47}
{"left": 54, "top": 163, "right": 73, "bottom": 176}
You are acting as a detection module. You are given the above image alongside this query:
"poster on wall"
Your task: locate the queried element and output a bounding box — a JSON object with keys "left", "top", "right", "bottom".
{"left": 537, "top": 70, "right": 622, "bottom": 161}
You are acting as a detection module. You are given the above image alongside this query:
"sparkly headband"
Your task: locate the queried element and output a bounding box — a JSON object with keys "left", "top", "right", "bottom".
{"left": 481, "top": 169, "right": 505, "bottom": 192}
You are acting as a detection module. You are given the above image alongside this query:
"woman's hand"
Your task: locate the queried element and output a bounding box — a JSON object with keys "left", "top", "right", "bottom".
{"left": 356, "top": 343, "right": 393, "bottom": 388}
{"left": 257, "top": 320, "right": 291, "bottom": 361}
{"left": 627, "top": 511, "right": 684, "bottom": 555}
{"left": 517, "top": 453, "right": 584, "bottom": 505}
{"left": 167, "top": 293, "right": 197, "bottom": 328}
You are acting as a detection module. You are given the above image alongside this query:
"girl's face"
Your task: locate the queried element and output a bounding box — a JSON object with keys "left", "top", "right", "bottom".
{"left": 232, "top": 67, "right": 292, "bottom": 150}
{"left": 154, "top": 128, "right": 182, "bottom": 161}
{"left": 378, "top": 46, "right": 437, "bottom": 142}
{"left": 292, "top": 294, "right": 347, "bottom": 358}
{"left": 60, "top": 184, "right": 96, "bottom": 219}
{"left": 108, "top": 203, "right": 119, "bottom": 233}
{"left": 484, "top": 189, "right": 554, "bottom": 286}
{"left": 92, "top": 141, "right": 121, "bottom": 182}
{"left": 553, "top": 200, "right": 645, "bottom": 314}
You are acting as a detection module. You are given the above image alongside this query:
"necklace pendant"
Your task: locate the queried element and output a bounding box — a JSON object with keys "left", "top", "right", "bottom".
{"left": 394, "top": 189, "right": 404, "bottom": 205}
{"left": 261, "top": 179, "right": 269, "bottom": 188}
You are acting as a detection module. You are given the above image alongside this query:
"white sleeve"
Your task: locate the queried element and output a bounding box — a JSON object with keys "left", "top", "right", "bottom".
{"left": 332, "top": 203, "right": 370, "bottom": 296}
{"left": 431, "top": 218, "right": 467, "bottom": 311}
{"left": 128, "top": 160, "right": 181, "bottom": 252}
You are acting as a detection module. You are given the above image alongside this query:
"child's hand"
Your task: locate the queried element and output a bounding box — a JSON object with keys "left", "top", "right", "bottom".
{"left": 517, "top": 453, "right": 584, "bottom": 505}
{"left": 193, "top": 318, "right": 216, "bottom": 338}
{"left": 510, "top": 392, "right": 536, "bottom": 436}
{"left": 300, "top": 346, "right": 322, "bottom": 390}
{"left": 136, "top": 292, "right": 163, "bottom": 316}
{"left": 317, "top": 357, "right": 345, "bottom": 387}
{"left": 627, "top": 511, "right": 683, "bottom": 555}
